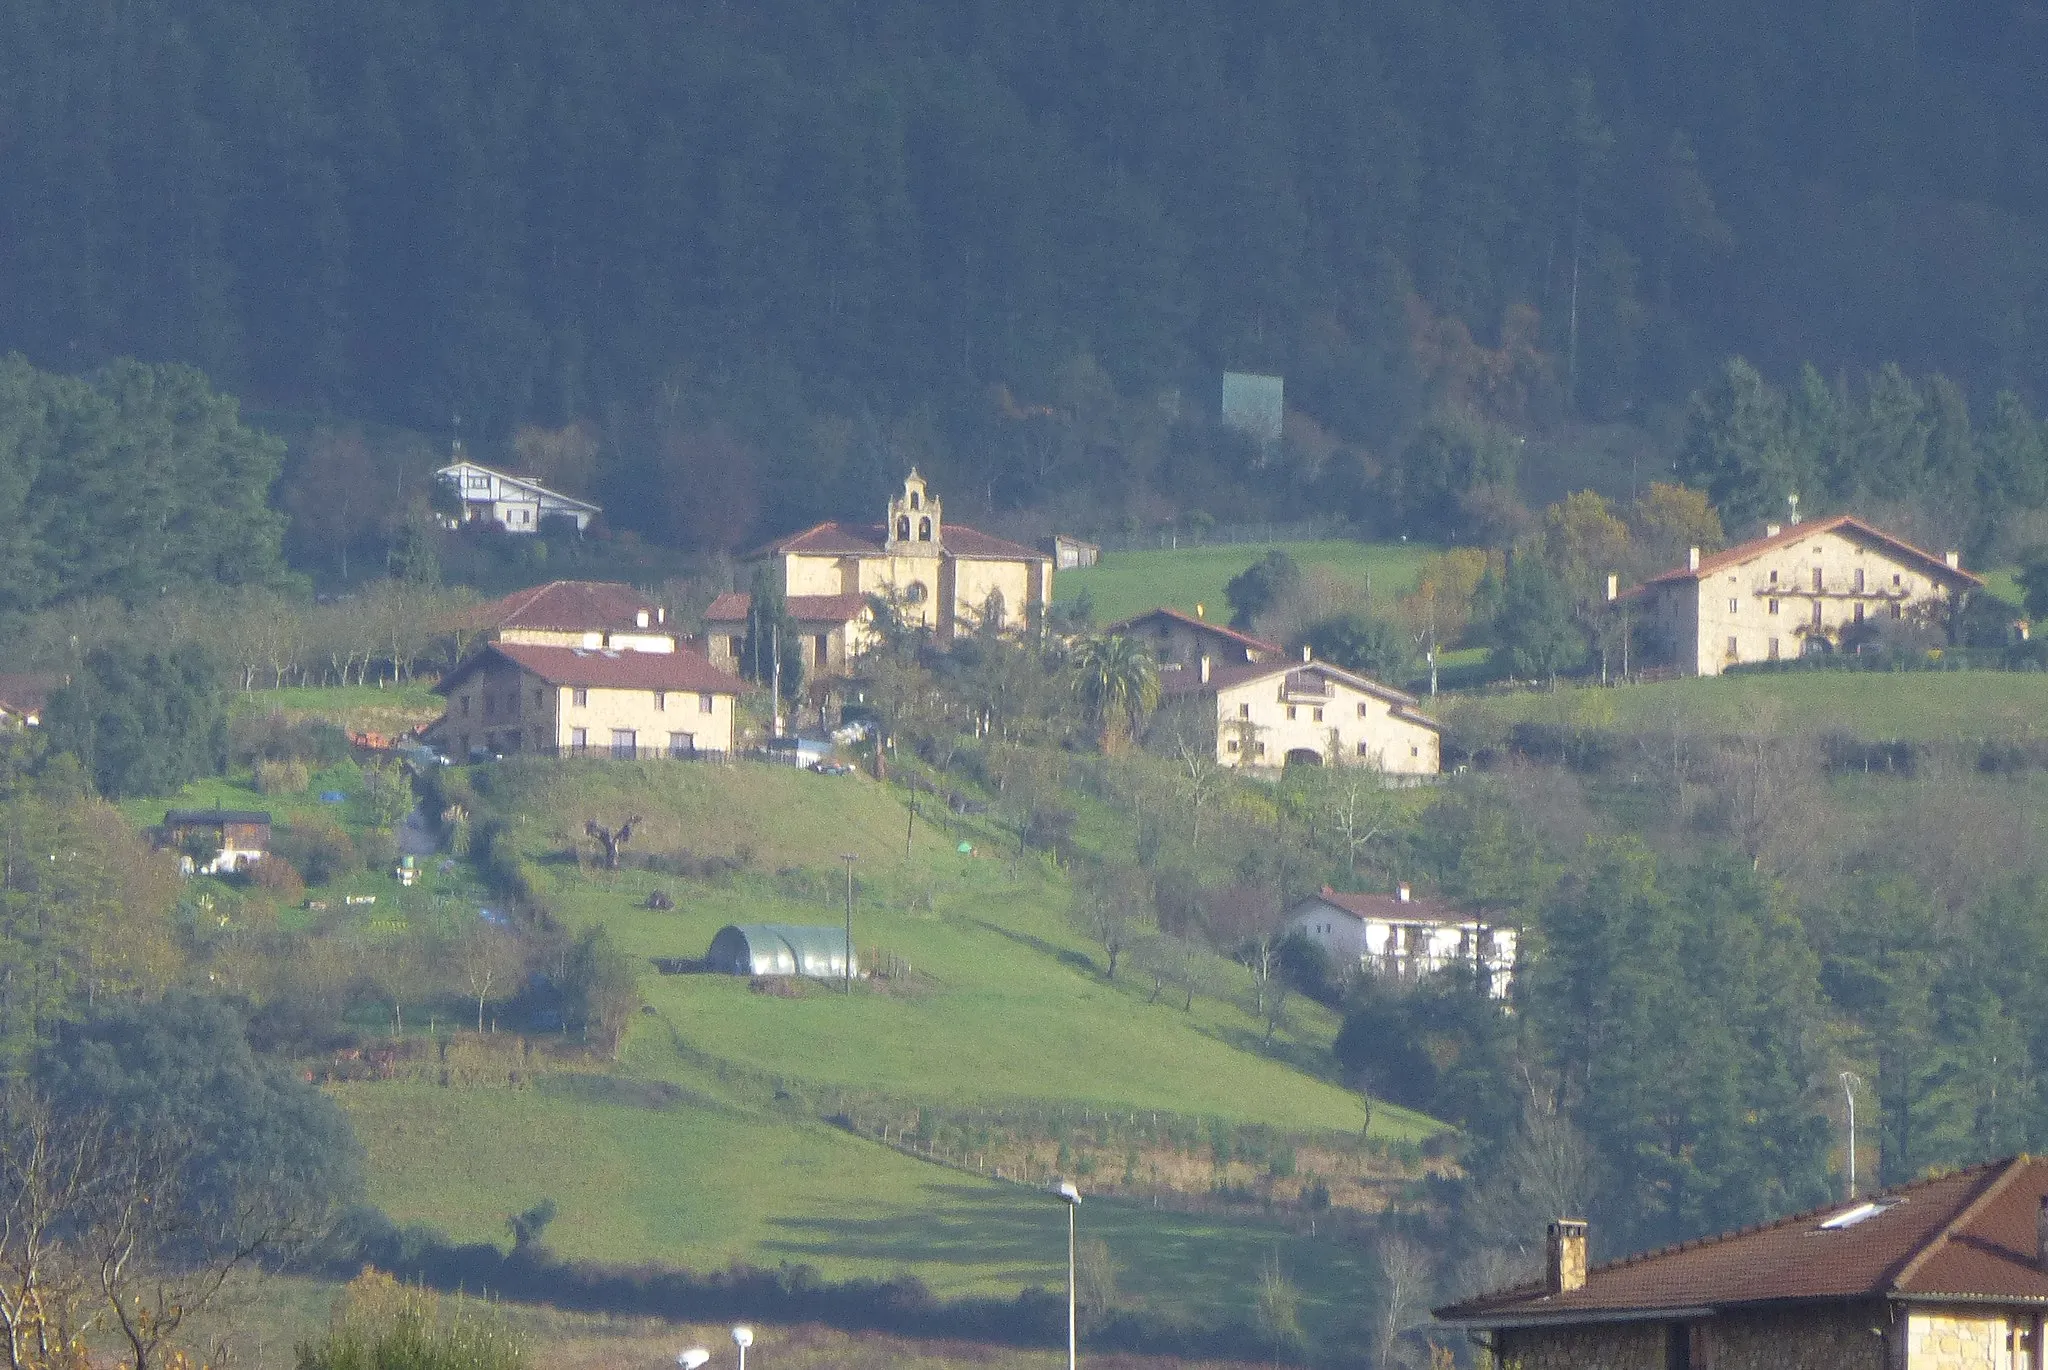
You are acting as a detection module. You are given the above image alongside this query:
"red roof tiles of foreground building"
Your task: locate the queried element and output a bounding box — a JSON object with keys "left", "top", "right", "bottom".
{"left": 1311, "top": 886, "right": 1459, "bottom": 922}
{"left": 1103, "top": 607, "right": 1283, "bottom": 656}
{"left": 1156, "top": 658, "right": 1440, "bottom": 727}
{"left": 701, "top": 592, "right": 870, "bottom": 624}
{"left": 1438, "top": 1154, "right": 2048, "bottom": 1323}
{"left": 748, "top": 521, "right": 1047, "bottom": 562}
{"left": 1638, "top": 514, "right": 1985, "bottom": 590}
{"left": 436, "top": 642, "right": 742, "bottom": 696}
{"left": 477, "top": 580, "right": 661, "bottom": 632}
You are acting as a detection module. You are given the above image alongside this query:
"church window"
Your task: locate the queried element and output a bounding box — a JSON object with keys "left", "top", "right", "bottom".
{"left": 906, "top": 582, "right": 928, "bottom": 604}
{"left": 919, "top": 517, "right": 932, "bottom": 540}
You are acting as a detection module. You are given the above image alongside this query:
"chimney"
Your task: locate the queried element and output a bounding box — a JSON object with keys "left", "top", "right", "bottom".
{"left": 636, "top": 609, "right": 651, "bottom": 628}
{"left": 1788, "top": 492, "right": 1802, "bottom": 525}
{"left": 1546, "top": 1219, "right": 1589, "bottom": 1295}
{"left": 1604, "top": 573, "right": 1618, "bottom": 603}
{"left": 1397, "top": 883, "right": 1411, "bottom": 903}
{"left": 1199, "top": 654, "right": 1211, "bottom": 685}
{"left": 1766, "top": 523, "right": 1781, "bottom": 537}
{"left": 1946, "top": 551, "right": 1961, "bottom": 569}
{"left": 1687, "top": 547, "right": 1701, "bottom": 572}
{"left": 1302, "top": 644, "right": 1313, "bottom": 663}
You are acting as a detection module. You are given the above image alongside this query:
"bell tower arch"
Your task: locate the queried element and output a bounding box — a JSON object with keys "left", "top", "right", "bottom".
{"left": 885, "top": 469, "right": 942, "bottom": 550}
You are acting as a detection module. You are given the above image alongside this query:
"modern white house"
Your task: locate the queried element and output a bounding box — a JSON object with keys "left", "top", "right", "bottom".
{"left": 438, "top": 453, "right": 601, "bottom": 534}
{"left": 1285, "top": 885, "right": 1516, "bottom": 998}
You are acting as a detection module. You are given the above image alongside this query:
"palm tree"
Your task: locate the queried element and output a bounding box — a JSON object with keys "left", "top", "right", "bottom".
{"left": 1070, "top": 634, "right": 1159, "bottom": 750}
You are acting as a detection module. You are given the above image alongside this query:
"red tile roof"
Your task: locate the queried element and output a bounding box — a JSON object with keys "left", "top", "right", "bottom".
{"left": 749, "top": 521, "right": 1047, "bottom": 563}
{"left": 435, "top": 642, "right": 742, "bottom": 696}
{"left": 1104, "top": 607, "right": 1282, "bottom": 657}
{"left": 1636, "top": 514, "right": 1984, "bottom": 592}
{"left": 477, "top": 580, "right": 663, "bottom": 632}
{"left": 0, "top": 673, "right": 64, "bottom": 716}
{"left": 702, "top": 592, "right": 870, "bottom": 624}
{"left": 1438, "top": 1155, "right": 2048, "bottom": 1325}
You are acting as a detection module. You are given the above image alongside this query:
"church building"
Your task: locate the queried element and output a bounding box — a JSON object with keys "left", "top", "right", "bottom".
{"left": 704, "top": 472, "right": 1052, "bottom": 672}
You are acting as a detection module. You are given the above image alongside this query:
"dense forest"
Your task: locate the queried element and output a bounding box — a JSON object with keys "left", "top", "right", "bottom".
{"left": 9, "top": 0, "right": 2048, "bottom": 546}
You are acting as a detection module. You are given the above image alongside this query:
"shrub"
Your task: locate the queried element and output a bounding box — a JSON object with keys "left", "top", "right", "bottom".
{"left": 256, "top": 757, "right": 312, "bottom": 795}
{"left": 274, "top": 816, "right": 360, "bottom": 886}
{"left": 251, "top": 854, "right": 308, "bottom": 905}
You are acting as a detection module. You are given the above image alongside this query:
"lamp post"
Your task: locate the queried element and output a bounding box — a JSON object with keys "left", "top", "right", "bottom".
{"left": 678, "top": 1351, "right": 710, "bottom": 1370}
{"left": 1055, "top": 1181, "right": 1082, "bottom": 1370}
{"left": 1841, "top": 1072, "right": 1861, "bottom": 1201}
{"left": 732, "top": 1325, "right": 753, "bottom": 1370}
{"left": 839, "top": 852, "right": 857, "bottom": 993}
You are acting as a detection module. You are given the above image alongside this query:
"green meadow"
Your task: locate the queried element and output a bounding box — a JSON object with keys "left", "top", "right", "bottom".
{"left": 1053, "top": 540, "right": 1435, "bottom": 626}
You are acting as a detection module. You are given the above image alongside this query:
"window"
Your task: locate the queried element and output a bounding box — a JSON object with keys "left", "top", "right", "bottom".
{"left": 573, "top": 688, "right": 588, "bottom": 707}
{"left": 815, "top": 634, "right": 830, "bottom": 666}
{"left": 570, "top": 727, "right": 587, "bottom": 749}
{"left": 1356, "top": 741, "right": 1370, "bottom": 757}
{"left": 699, "top": 693, "right": 714, "bottom": 713}
{"left": 654, "top": 691, "right": 667, "bottom": 711}
{"left": 1769, "top": 569, "right": 1779, "bottom": 583}
{"left": 534, "top": 687, "right": 544, "bottom": 707}
{"left": 1813, "top": 567, "right": 1824, "bottom": 591}
{"left": 466, "top": 473, "right": 489, "bottom": 489}
{"left": 668, "top": 732, "right": 694, "bottom": 758}
{"left": 1239, "top": 703, "right": 1251, "bottom": 718}
{"left": 1726, "top": 636, "right": 1739, "bottom": 658}
{"left": 1227, "top": 739, "right": 1240, "bottom": 753}
{"left": 1854, "top": 602, "right": 1865, "bottom": 622}
{"left": 1312, "top": 707, "right": 1324, "bottom": 722}
{"left": 1286, "top": 705, "right": 1297, "bottom": 720}
{"left": 1769, "top": 637, "right": 1780, "bottom": 660}
{"left": 1769, "top": 598, "right": 1780, "bottom": 614}
{"left": 1357, "top": 703, "right": 1369, "bottom": 718}
{"left": 1665, "top": 1323, "right": 1692, "bottom": 1370}
{"left": 905, "top": 581, "right": 927, "bottom": 604}
{"left": 1411, "top": 745, "right": 1420, "bottom": 757}
{"left": 1255, "top": 742, "right": 1267, "bottom": 757}
{"left": 1729, "top": 597, "right": 1739, "bottom": 613}
{"left": 918, "top": 516, "right": 932, "bottom": 540}
{"left": 1893, "top": 572, "right": 1902, "bottom": 586}
{"left": 1891, "top": 601, "right": 1902, "bottom": 620}
{"left": 1854, "top": 568, "right": 1866, "bottom": 592}
{"left": 910, "top": 491, "right": 921, "bottom": 510}
{"left": 610, "top": 729, "right": 637, "bottom": 759}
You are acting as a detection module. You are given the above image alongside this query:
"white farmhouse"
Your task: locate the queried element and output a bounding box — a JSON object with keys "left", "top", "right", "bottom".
{"left": 438, "top": 453, "right": 601, "bottom": 534}
{"left": 1158, "top": 649, "right": 1440, "bottom": 774}
{"left": 1286, "top": 885, "right": 1515, "bottom": 998}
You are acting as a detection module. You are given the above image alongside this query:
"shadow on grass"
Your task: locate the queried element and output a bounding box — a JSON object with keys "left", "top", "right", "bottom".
{"left": 961, "top": 917, "right": 1099, "bottom": 975}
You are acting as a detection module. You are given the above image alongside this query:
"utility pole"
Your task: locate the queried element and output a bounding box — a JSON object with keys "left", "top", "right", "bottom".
{"left": 905, "top": 794, "right": 915, "bottom": 859}
{"left": 840, "top": 852, "right": 857, "bottom": 994}
{"left": 1841, "top": 1071, "right": 1860, "bottom": 1200}
{"left": 771, "top": 620, "right": 783, "bottom": 738}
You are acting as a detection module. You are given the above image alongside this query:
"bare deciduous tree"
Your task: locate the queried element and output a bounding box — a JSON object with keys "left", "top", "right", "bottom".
{"left": 1373, "top": 1231, "right": 1436, "bottom": 1370}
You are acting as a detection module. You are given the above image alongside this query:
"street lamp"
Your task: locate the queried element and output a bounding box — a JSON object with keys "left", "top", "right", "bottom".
{"left": 678, "top": 1351, "right": 710, "bottom": 1370}
{"left": 731, "top": 1325, "right": 753, "bottom": 1370}
{"left": 839, "top": 853, "right": 857, "bottom": 994}
{"left": 1841, "top": 1072, "right": 1861, "bottom": 1201}
{"left": 1054, "top": 1181, "right": 1082, "bottom": 1370}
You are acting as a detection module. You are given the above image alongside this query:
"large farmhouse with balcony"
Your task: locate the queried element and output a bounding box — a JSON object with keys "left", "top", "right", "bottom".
{"left": 438, "top": 452, "right": 601, "bottom": 534}
{"left": 735, "top": 471, "right": 1051, "bottom": 656}
{"left": 432, "top": 642, "right": 741, "bottom": 760}
{"left": 1159, "top": 649, "right": 1440, "bottom": 775}
{"left": 1438, "top": 1153, "right": 2048, "bottom": 1370}
{"left": 1627, "top": 514, "right": 1982, "bottom": 676}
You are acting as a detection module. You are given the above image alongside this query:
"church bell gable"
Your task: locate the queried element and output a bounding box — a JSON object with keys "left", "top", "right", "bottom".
{"left": 885, "top": 469, "right": 943, "bottom": 551}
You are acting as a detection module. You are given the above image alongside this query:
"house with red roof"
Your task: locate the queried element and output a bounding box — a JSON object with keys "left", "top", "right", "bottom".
{"left": 1286, "top": 884, "right": 1514, "bottom": 998}
{"left": 1159, "top": 649, "right": 1440, "bottom": 775}
{"left": 432, "top": 641, "right": 742, "bottom": 761}
{"left": 1626, "top": 513, "right": 1982, "bottom": 676}
{"left": 473, "top": 580, "right": 677, "bottom": 654}
{"left": 1104, "top": 607, "right": 1283, "bottom": 674}
{"left": 736, "top": 471, "right": 1051, "bottom": 659}
{"left": 1438, "top": 1153, "right": 2048, "bottom": 1370}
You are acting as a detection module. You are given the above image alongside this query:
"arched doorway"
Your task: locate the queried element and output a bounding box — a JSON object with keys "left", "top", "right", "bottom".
{"left": 1284, "top": 748, "right": 1323, "bottom": 768}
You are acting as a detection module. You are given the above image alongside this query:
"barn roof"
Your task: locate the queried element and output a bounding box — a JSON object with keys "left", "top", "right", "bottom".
{"left": 1633, "top": 514, "right": 1983, "bottom": 593}
{"left": 1103, "top": 607, "right": 1282, "bottom": 657}
{"left": 435, "top": 642, "right": 741, "bottom": 695}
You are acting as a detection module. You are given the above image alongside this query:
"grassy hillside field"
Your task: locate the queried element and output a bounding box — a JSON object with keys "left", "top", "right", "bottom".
{"left": 1052, "top": 540, "right": 1434, "bottom": 626}
{"left": 1447, "top": 669, "right": 2048, "bottom": 742}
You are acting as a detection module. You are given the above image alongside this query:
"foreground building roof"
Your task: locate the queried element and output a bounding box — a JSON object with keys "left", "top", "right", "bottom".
{"left": 474, "top": 580, "right": 664, "bottom": 633}
{"left": 436, "top": 642, "right": 741, "bottom": 696}
{"left": 1637, "top": 513, "right": 1984, "bottom": 592}
{"left": 1438, "top": 1155, "right": 2048, "bottom": 1326}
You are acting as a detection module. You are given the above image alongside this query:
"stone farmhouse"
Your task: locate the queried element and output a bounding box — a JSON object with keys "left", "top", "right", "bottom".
{"left": 159, "top": 808, "right": 271, "bottom": 875}
{"left": 1105, "top": 607, "right": 1283, "bottom": 672}
{"left": 713, "top": 471, "right": 1052, "bottom": 672}
{"left": 1286, "top": 885, "right": 1515, "bottom": 998}
{"left": 433, "top": 642, "right": 741, "bottom": 760}
{"left": 438, "top": 451, "right": 601, "bottom": 534}
{"left": 1627, "top": 513, "right": 1981, "bottom": 676}
{"left": 1159, "top": 649, "right": 1440, "bottom": 775}
{"left": 474, "top": 580, "right": 677, "bottom": 653}
{"left": 1439, "top": 1153, "right": 2048, "bottom": 1370}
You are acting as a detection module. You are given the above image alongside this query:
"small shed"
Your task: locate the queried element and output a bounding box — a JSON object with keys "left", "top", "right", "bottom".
{"left": 1043, "top": 534, "right": 1100, "bottom": 570}
{"left": 706, "top": 924, "right": 856, "bottom": 979}
{"left": 161, "top": 808, "right": 272, "bottom": 875}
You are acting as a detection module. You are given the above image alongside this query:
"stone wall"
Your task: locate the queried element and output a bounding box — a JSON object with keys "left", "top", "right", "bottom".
{"left": 1492, "top": 1301, "right": 1892, "bottom": 1370}
{"left": 1905, "top": 1307, "right": 2029, "bottom": 1370}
